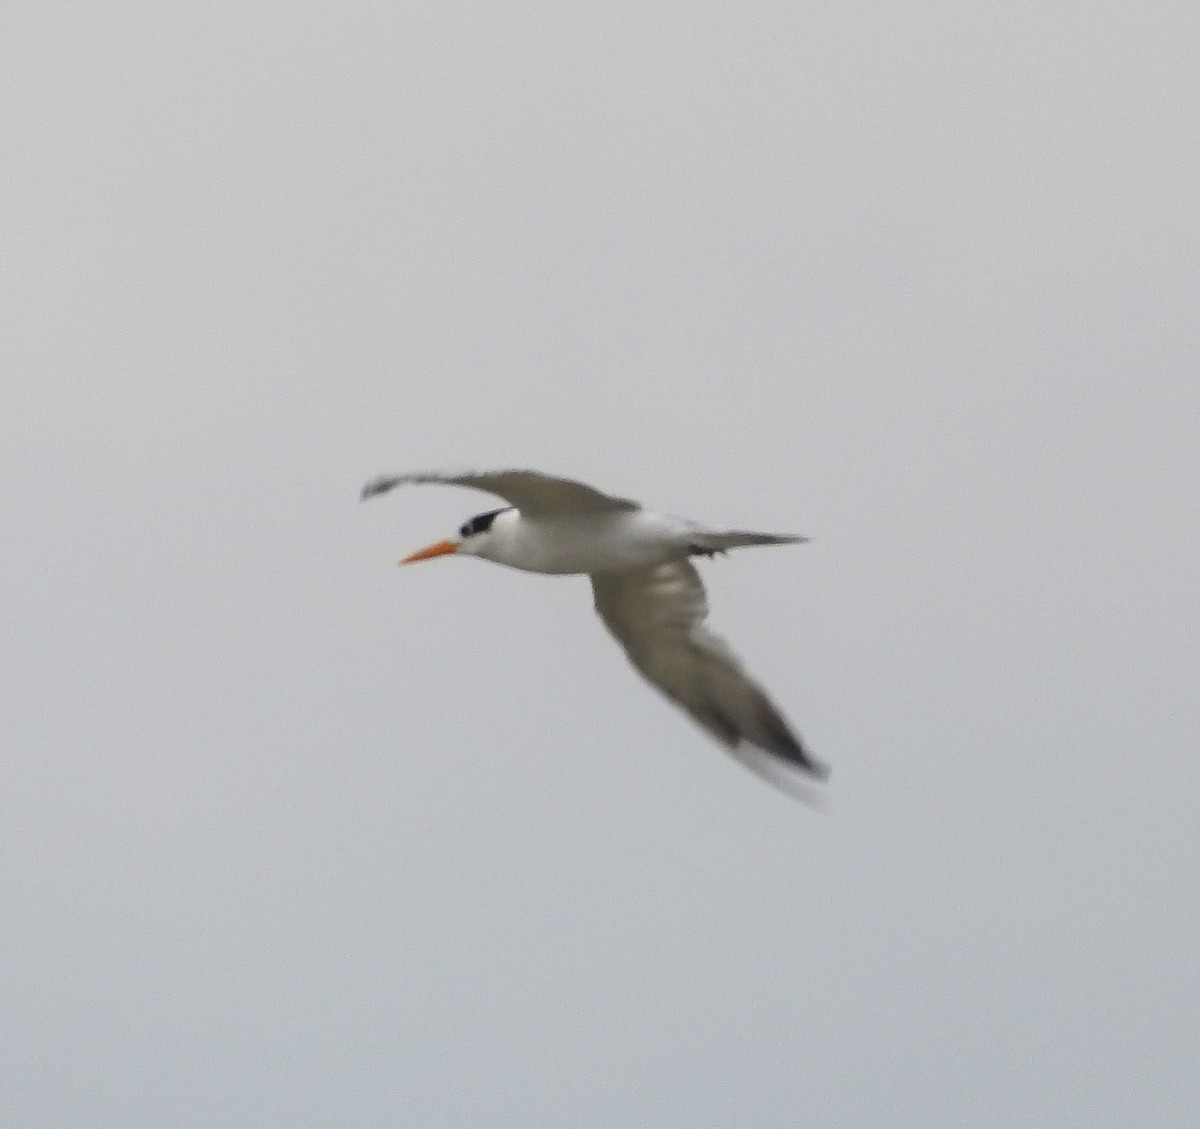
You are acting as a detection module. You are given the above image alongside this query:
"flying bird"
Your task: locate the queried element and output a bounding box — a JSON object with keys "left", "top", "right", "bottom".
{"left": 361, "top": 469, "right": 828, "bottom": 795}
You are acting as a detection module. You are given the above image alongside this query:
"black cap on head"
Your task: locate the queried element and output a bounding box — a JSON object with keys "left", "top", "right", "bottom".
{"left": 458, "top": 507, "right": 510, "bottom": 539}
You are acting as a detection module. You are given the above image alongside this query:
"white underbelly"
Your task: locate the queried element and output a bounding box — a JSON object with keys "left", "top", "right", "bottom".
{"left": 504, "top": 512, "right": 685, "bottom": 575}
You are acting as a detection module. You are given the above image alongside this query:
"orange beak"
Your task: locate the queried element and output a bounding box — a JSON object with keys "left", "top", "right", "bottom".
{"left": 399, "top": 539, "right": 460, "bottom": 565}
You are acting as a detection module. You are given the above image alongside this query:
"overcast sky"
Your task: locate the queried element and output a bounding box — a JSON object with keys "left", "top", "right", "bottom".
{"left": 5, "top": 3, "right": 1199, "bottom": 1126}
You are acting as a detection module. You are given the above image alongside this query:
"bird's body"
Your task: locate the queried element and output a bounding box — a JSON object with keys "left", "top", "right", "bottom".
{"left": 461, "top": 506, "right": 688, "bottom": 574}
{"left": 361, "top": 468, "right": 829, "bottom": 794}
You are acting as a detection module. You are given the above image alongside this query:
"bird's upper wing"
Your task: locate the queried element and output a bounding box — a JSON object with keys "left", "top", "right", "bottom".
{"left": 591, "top": 560, "right": 829, "bottom": 785}
{"left": 361, "top": 469, "right": 639, "bottom": 517}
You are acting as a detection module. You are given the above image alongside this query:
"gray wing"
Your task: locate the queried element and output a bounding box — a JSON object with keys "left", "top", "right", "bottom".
{"left": 591, "top": 560, "right": 829, "bottom": 788}
{"left": 360, "top": 469, "right": 638, "bottom": 517}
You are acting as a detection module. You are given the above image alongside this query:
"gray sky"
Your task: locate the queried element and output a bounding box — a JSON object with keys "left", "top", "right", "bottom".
{"left": 5, "top": 2, "right": 1199, "bottom": 1125}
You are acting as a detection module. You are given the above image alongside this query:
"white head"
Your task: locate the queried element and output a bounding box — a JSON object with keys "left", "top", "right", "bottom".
{"left": 399, "top": 506, "right": 515, "bottom": 565}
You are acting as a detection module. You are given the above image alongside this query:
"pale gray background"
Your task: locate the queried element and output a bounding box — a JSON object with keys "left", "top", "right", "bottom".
{"left": 5, "top": 2, "right": 1199, "bottom": 1126}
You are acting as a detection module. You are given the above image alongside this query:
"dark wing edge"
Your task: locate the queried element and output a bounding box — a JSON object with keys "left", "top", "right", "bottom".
{"left": 359, "top": 469, "right": 638, "bottom": 515}
{"left": 591, "top": 562, "right": 829, "bottom": 787}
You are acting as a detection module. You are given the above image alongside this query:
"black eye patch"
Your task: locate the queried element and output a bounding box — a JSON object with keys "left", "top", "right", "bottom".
{"left": 459, "top": 507, "right": 509, "bottom": 538}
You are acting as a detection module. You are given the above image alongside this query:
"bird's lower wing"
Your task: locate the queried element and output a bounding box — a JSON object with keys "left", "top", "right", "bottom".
{"left": 590, "top": 561, "right": 828, "bottom": 785}
{"left": 360, "top": 469, "right": 638, "bottom": 517}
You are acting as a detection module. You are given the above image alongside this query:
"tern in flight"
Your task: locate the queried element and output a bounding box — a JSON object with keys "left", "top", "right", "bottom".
{"left": 361, "top": 469, "right": 829, "bottom": 795}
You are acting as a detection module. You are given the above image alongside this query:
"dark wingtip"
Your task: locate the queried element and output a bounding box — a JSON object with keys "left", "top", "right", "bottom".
{"left": 802, "top": 756, "right": 831, "bottom": 782}
{"left": 755, "top": 697, "right": 830, "bottom": 781}
{"left": 785, "top": 737, "right": 831, "bottom": 781}
{"left": 360, "top": 475, "right": 400, "bottom": 502}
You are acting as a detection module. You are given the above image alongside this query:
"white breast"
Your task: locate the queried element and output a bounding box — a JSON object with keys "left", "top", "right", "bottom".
{"left": 486, "top": 508, "right": 689, "bottom": 575}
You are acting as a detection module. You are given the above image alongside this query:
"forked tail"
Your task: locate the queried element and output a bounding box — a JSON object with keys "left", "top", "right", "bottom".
{"left": 690, "top": 530, "right": 809, "bottom": 553}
